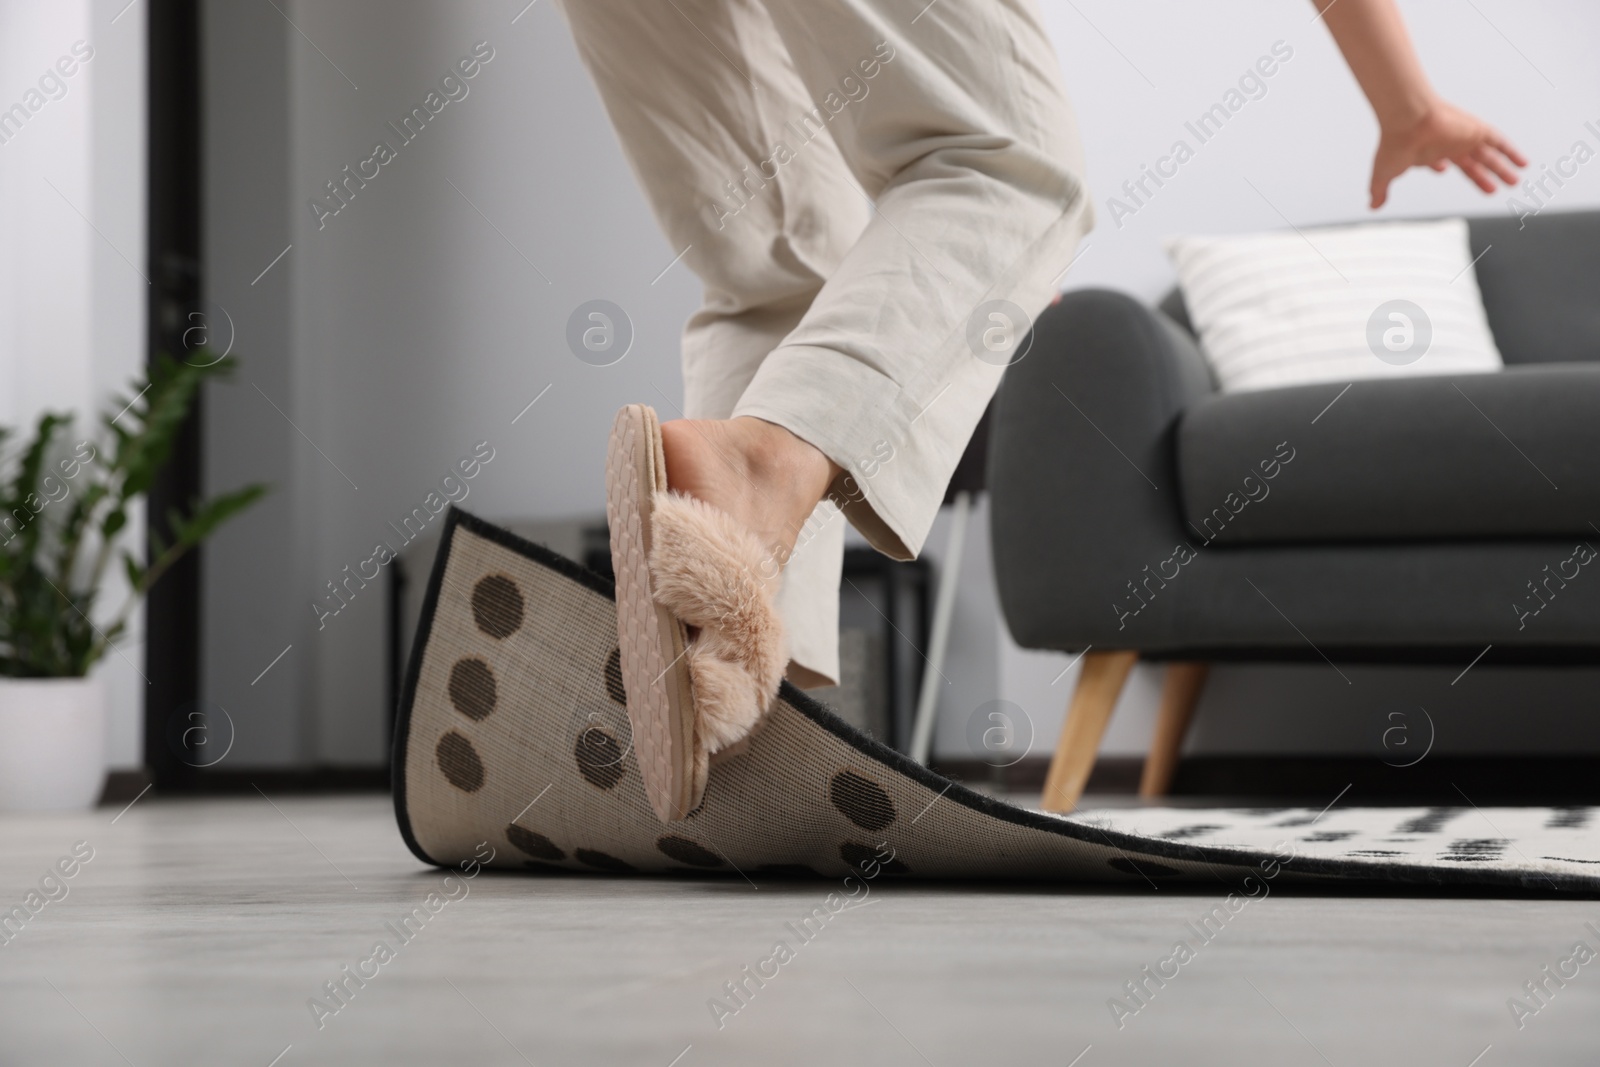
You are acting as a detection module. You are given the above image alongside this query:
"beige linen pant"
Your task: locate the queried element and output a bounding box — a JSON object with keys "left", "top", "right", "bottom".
{"left": 562, "top": 0, "right": 1092, "bottom": 687}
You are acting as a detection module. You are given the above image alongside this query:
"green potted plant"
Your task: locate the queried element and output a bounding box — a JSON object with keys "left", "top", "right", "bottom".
{"left": 0, "top": 354, "right": 265, "bottom": 810}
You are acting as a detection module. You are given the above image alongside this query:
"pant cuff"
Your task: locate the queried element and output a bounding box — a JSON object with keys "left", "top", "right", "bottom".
{"left": 733, "top": 343, "right": 928, "bottom": 561}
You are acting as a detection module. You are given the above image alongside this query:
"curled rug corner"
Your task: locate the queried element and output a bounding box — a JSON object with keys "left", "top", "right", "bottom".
{"left": 392, "top": 507, "right": 1600, "bottom": 895}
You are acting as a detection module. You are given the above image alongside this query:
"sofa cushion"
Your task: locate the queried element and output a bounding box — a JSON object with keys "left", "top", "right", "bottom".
{"left": 1467, "top": 210, "right": 1600, "bottom": 366}
{"left": 1177, "top": 365, "right": 1600, "bottom": 544}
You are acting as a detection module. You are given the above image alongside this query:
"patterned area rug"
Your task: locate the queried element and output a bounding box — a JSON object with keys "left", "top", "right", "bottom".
{"left": 393, "top": 509, "right": 1600, "bottom": 895}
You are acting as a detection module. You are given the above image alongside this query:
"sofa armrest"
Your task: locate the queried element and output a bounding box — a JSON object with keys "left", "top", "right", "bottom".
{"left": 988, "top": 288, "right": 1216, "bottom": 650}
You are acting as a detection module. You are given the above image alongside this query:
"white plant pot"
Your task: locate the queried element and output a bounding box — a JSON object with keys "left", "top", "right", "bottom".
{"left": 0, "top": 676, "right": 107, "bottom": 811}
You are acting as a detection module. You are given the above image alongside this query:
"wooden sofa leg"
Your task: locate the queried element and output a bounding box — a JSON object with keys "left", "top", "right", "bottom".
{"left": 1041, "top": 650, "right": 1138, "bottom": 813}
{"left": 1138, "top": 662, "right": 1209, "bottom": 798}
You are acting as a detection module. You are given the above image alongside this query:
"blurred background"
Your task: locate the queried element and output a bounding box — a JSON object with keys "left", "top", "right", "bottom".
{"left": 5, "top": 0, "right": 1599, "bottom": 795}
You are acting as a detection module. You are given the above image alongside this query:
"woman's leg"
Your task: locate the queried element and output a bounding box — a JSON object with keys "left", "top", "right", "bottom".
{"left": 560, "top": 0, "right": 868, "bottom": 687}
{"left": 565, "top": 0, "right": 1092, "bottom": 686}
{"left": 734, "top": 0, "right": 1095, "bottom": 561}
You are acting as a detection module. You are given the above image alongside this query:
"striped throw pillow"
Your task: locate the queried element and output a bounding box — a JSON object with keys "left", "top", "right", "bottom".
{"left": 1166, "top": 218, "right": 1504, "bottom": 393}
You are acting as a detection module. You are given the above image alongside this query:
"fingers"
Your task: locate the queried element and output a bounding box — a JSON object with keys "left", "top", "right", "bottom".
{"left": 1369, "top": 143, "right": 1415, "bottom": 208}
{"left": 1452, "top": 155, "right": 1498, "bottom": 195}
{"left": 1488, "top": 132, "right": 1529, "bottom": 169}
{"left": 1369, "top": 157, "right": 1399, "bottom": 209}
{"left": 1472, "top": 144, "right": 1522, "bottom": 187}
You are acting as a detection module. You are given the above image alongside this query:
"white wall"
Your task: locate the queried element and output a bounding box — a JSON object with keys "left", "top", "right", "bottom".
{"left": 0, "top": 0, "right": 146, "bottom": 769}
{"left": 286, "top": 1, "right": 697, "bottom": 763}
{"left": 204, "top": 0, "right": 697, "bottom": 765}
{"left": 201, "top": 0, "right": 1600, "bottom": 769}
{"left": 1046, "top": 0, "right": 1600, "bottom": 300}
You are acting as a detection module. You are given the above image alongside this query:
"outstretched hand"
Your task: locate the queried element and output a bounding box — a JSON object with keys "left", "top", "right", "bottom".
{"left": 1370, "top": 99, "right": 1527, "bottom": 209}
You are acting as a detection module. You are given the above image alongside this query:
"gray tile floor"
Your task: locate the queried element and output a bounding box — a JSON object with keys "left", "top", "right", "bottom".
{"left": 0, "top": 794, "right": 1595, "bottom": 1065}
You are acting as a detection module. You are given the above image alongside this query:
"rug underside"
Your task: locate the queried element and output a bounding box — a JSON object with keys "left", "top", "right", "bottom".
{"left": 392, "top": 509, "right": 1600, "bottom": 895}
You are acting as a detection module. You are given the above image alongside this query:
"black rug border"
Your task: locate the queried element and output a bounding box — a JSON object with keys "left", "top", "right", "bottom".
{"left": 391, "top": 507, "right": 1600, "bottom": 894}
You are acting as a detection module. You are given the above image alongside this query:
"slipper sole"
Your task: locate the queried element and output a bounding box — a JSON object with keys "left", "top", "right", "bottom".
{"left": 605, "top": 404, "right": 700, "bottom": 822}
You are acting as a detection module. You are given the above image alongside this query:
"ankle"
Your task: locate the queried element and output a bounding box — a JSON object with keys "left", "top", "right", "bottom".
{"left": 729, "top": 417, "right": 839, "bottom": 503}
{"left": 657, "top": 415, "right": 840, "bottom": 571}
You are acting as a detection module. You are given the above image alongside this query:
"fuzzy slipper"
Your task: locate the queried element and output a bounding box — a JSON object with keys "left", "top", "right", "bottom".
{"left": 605, "top": 405, "right": 787, "bottom": 822}
{"left": 649, "top": 490, "right": 787, "bottom": 781}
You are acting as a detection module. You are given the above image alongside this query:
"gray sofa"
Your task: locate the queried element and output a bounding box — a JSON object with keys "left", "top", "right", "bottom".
{"left": 987, "top": 209, "right": 1600, "bottom": 810}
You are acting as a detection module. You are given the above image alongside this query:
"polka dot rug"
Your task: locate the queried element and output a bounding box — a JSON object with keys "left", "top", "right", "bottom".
{"left": 393, "top": 509, "right": 1600, "bottom": 894}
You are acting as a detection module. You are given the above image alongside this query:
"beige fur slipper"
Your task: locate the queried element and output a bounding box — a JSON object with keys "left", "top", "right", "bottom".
{"left": 649, "top": 491, "right": 787, "bottom": 773}
{"left": 605, "top": 405, "right": 787, "bottom": 822}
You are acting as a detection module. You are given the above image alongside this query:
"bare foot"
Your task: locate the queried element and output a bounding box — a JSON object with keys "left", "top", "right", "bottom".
{"left": 659, "top": 416, "right": 840, "bottom": 578}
